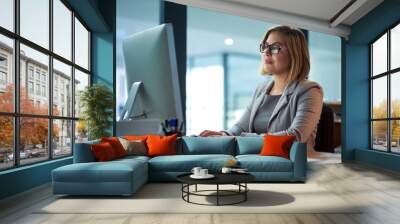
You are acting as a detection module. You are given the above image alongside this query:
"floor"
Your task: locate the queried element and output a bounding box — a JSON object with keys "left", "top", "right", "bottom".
{"left": 1, "top": 149, "right": 400, "bottom": 224}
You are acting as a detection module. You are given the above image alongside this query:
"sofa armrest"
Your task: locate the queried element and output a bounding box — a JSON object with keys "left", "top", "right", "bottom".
{"left": 289, "top": 141, "right": 307, "bottom": 181}
{"left": 73, "top": 140, "right": 100, "bottom": 163}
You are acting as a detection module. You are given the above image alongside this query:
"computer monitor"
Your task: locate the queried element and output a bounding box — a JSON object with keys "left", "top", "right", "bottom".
{"left": 118, "top": 23, "right": 183, "bottom": 134}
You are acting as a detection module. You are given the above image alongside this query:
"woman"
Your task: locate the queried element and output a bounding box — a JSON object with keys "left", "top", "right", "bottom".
{"left": 199, "top": 25, "right": 323, "bottom": 151}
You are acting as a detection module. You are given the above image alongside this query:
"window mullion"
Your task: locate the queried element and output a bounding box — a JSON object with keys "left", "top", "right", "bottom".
{"left": 14, "top": 0, "right": 21, "bottom": 167}
{"left": 49, "top": 0, "right": 54, "bottom": 160}
{"left": 388, "top": 29, "right": 391, "bottom": 152}
{"left": 71, "top": 10, "right": 76, "bottom": 154}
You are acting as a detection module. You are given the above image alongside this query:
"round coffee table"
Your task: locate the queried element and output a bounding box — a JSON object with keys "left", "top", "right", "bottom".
{"left": 177, "top": 172, "right": 255, "bottom": 206}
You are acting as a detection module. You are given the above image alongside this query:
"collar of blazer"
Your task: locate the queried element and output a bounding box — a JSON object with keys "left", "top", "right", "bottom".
{"left": 249, "top": 80, "right": 299, "bottom": 132}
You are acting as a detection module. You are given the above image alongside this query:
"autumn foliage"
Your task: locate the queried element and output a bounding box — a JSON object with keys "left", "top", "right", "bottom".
{"left": 0, "top": 84, "right": 59, "bottom": 151}
{"left": 372, "top": 99, "right": 400, "bottom": 141}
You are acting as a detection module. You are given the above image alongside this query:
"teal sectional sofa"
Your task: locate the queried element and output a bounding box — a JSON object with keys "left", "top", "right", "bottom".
{"left": 52, "top": 136, "right": 307, "bottom": 196}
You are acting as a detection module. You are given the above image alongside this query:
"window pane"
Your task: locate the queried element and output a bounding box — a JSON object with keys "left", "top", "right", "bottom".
{"left": 75, "top": 120, "right": 88, "bottom": 143}
{"left": 20, "top": 44, "right": 49, "bottom": 115}
{"left": 391, "top": 24, "right": 400, "bottom": 70}
{"left": 227, "top": 55, "right": 270, "bottom": 128}
{"left": 372, "top": 121, "right": 388, "bottom": 151}
{"left": 372, "top": 77, "right": 387, "bottom": 119}
{"left": 53, "top": 119, "right": 72, "bottom": 158}
{"left": 20, "top": 0, "right": 49, "bottom": 49}
{"left": 309, "top": 31, "right": 341, "bottom": 102}
{"left": 53, "top": 59, "right": 72, "bottom": 117}
{"left": 53, "top": 0, "right": 72, "bottom": 60}
{"left": 0, "top": 116, "right": 13, "bottom": 170}
{"left": 186, "top": 56, "right": 224, "bottom": 135}
{"left": 20, "top": 117, "right": 49, "bottom": 165}
{"left": 391, "top": 120, "right": 400, "bottom": 153}
{"left": 372, "top": 33, "right": 387, "bottom": 76}
{"left": 391, "top": 72, "right": 400, "bottom": 118}
{"left": 186, "top": 6, "right": 273, "bottom": 134}
{"left": 74, "top": 69, "right": 89, "bottom": 118}
{"left": 74, "top": 18, "right": 89, "bottom": 70}
{"left": 0, "top": 35, "right": 14, "bottom": 112}
{"left": 0, "top": 0, "right": 14, "bottom": 31}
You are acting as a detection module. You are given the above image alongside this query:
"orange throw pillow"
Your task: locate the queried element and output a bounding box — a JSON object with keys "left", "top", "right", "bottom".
{"left": 124, "top": 135, "right": 148, "bottom": 141}
{"left": 259, "top": 135, "right": 296, "bottom": 159}
{"left": 146, "top": 134, "right": 178, "bottom": 157}
{"left": 101, "top": 137, "right": 127, "bottom": 158}
{"left": 91, "top": 142, "right": 117, "bottom": 162}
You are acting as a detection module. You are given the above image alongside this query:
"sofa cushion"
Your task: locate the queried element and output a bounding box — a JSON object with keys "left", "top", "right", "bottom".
{"left": 179, "top": 137, "right": 236, "bottom": 155}
{"left": 118, "top": 138, "right": 147, "bottom": 156}
{"left": 101, "top": 137, "right": 127, "bottom": 158}
{"left": 235, "top": 137, "right": 263, "bottom": 155}
{"left": 260, "top": 135, "right": 296, "bottom": 159}
{"left": 91, "top": 142, "right": 118, "bottom": 161}
{"left": 147, "top": 134, "right": 178, "bottom": 157}
{"left": 236, "top": 155, "right": 293, "bottom": 172}
{"left": 149, "top": 154, "right": 235, "bottom": 172}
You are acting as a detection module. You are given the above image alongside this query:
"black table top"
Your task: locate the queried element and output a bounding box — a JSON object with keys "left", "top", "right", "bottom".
{"left": 177, "top": 172, "right": 255, "bottom": 185}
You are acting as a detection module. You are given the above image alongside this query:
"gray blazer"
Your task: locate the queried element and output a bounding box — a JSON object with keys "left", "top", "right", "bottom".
{"left": 226, "top": 80, "right": 324, "bottom": 150}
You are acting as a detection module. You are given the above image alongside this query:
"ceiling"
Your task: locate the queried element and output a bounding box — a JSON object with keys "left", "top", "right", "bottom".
{"left": 166, "top": 0, "right": 384, "bottom": 38}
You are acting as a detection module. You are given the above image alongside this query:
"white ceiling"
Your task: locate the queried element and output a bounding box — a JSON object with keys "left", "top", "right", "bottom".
{"left": 166, "top": 0, "right": 384, "bottom": 38}
{"left": 226, "top": 0, "right": 352, "bottom": 22}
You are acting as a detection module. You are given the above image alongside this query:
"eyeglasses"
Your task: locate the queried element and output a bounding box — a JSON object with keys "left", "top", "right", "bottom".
{"left": 259, "top": 43, "right": 284, "bottom": 55}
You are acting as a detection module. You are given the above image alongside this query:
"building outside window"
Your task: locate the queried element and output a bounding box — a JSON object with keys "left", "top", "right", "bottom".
{"left": 370, "top": 23, "right": 400, "bottom": 153}
{"left": 0, "top": 0, "right": 91, "bottom": 170}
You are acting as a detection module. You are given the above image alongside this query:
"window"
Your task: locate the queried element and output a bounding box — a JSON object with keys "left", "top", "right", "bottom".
{"left": 53, "top": 0, "right": 72, "bottom": 60}
{"left": 74, "top": 18, "right": 89, "bottom": 70}
{"left": 28, "top": 81, "right": 34, "bottom": 94}
{"left": 36, "top": 83, "right": 40, "bottom": 95}
{"left": 53, "top": 59, "right": 72, "bottom": 117}
{"left": 308, "top": 32, "right": 341, "bottom": 102}
{"left": 42, "top": 85, "right": 46, "bottom": 97}
{"left": 28, "top": 67, "right": 34, "bottom": 80}
{"left": 0, "top": 0, "right": 14, "bottom": 32}
{"left": 186, "top": 6, "right": 272, "bottom": 134}
{"left": 35, "top": 70, "right": 41, "bottom": 81}
{"left": 20, "top": 0, "right": 49, "bottom": 49}
{"left": 0, "top": 0, "right": 91, "bottom": 170}
{"left": 0, "top": 55, "right": 7, "bottom": 67}
{"left": 0, "top": 71, "right": 6, "bottom": 85}
{"left": 0, "top": 35, "right": 13, "bottom": 113}
{"left": 370, "top": 23, "right": 400, "bottom": 153}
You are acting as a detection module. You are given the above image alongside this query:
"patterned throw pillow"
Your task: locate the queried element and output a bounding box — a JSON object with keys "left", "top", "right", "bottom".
{"left": 118, "top": 137, "right": 147, "bottom": 156}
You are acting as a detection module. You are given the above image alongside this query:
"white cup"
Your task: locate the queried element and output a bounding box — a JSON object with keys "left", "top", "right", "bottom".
{"left": 221, "top": 167, "right": 232, "bottom": 174}
{"left": 191, "top": 167, "right": 202, "bottom": 176}
{"left": 200, "top": 169, "right": 208, "bottom": 176}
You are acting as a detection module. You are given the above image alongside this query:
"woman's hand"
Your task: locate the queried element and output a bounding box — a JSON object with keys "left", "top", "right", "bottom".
{"left": 199, "top": 130, "right": 226, "bottom": 137}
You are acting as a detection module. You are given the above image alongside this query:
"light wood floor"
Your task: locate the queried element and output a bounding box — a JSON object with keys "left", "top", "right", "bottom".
{"left": 1, "top": 150, "right": 400, "bottom": 224}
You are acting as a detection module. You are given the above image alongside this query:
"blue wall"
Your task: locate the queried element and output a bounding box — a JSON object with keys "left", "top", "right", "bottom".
{"left": 0, "top": 0, "right": 115, "bottom": 200}
{"left": 344, "top": 0, "right": 400, "bottom": 171}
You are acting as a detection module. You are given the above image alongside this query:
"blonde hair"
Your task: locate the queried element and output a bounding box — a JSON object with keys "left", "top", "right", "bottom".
{"left": 260, "top": 26, "right": 310, "bottom": 83}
